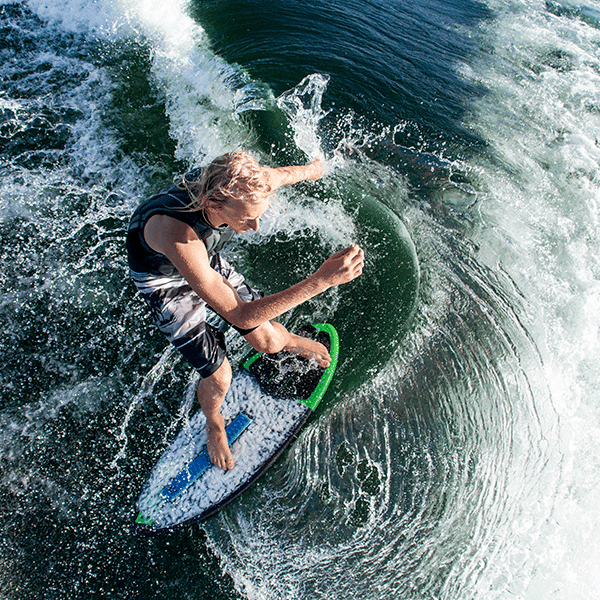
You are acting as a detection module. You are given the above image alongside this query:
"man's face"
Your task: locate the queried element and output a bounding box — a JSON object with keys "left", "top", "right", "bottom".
{"left": 211, "top": 194, "right": 270, "bottom": 233}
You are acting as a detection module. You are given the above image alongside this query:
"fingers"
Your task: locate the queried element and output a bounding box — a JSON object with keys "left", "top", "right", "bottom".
{"left": 347, "top": 244, "right": 364, "bottom": 260}
{"left": 318, "top": 244, "right": 364, "bottom": 286}
{"left": 346, "top": 245, "right": 364, "bottom": 280}
{"left": 340, "top": 244, "right": 365, "bottom": 274}
{"left": 330, "top": 243, "right": 361, "bottom": 259}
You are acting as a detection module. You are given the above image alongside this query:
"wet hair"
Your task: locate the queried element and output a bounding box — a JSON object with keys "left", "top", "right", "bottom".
{"left": 179, "top": 152, "right": 272, "bottom": 211}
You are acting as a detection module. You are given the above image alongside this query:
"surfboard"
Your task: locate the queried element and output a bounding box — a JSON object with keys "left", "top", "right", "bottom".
{"left": 131, "top": 323, "right": 339, "bottom": 537}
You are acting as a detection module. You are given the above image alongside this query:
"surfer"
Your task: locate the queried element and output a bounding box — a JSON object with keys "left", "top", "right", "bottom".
{"left": 127, "top": 152, "right": 364, "bottom": 471}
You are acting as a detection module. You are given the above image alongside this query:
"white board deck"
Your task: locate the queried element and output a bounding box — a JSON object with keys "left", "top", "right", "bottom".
{"left": 132, "top": 373, "right": 310, "bottom": 536}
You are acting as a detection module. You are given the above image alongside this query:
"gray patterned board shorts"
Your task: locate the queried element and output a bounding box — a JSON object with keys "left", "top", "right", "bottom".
{"left": 131, "top": 254, "right": 262, "bottom": 378}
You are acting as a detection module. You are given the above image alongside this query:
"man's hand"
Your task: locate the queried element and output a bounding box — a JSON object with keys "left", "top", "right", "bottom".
{"left": 304, "top": 156, "right": 325, "bottom": 181}
{"left": 311, "top": 244, "right": 365, "bottom": 288}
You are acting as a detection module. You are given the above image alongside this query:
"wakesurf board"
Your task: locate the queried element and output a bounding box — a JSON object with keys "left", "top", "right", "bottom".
{"left": 131, "top": 323, "right": 339, "bottom": 536}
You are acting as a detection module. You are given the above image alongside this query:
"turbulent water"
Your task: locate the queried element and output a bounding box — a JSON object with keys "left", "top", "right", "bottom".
{"left": 1, "top": 0, "right": 599, "bottom": 598}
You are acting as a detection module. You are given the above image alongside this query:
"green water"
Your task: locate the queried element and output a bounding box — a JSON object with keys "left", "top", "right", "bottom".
{"left": 3, "top": 0, "right": 599, "bottom": 598}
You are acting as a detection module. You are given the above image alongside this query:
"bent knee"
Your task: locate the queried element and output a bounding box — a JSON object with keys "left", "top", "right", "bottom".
{"left": 245, "top": 323, "right": 285, "bottom": 355}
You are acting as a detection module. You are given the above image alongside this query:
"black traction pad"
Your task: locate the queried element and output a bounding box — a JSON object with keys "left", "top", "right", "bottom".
{"left": 246, "top": 325, "right": 331, "bottom": 401}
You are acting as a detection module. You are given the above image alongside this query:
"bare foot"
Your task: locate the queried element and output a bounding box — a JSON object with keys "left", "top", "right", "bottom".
{"left": 206, "top": 417, "right": 235, "bottom": 471}
{"left": 285, "top": 333, "right": 331, "bottom": 368}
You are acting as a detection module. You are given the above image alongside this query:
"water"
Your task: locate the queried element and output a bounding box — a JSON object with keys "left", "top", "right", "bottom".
{"left": 1, "top": 0, "right": 599, "bottom": 598}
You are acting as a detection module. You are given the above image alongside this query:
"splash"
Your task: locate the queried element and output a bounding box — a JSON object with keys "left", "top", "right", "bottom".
{"left": 24, "top": 0, "right": 266, "bottom": 163}
{"left": 276, "top": 73, "right": 331, "bottom": 159}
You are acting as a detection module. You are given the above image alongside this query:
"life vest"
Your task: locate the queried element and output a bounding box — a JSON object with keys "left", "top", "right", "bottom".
{"left": 126, "top": 171, "right": 234, "bottom": 277}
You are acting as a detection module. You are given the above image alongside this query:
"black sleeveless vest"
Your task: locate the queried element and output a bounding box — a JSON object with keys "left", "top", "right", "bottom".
{"left": 126, "top": 172, "right": 234, "bottom": 277}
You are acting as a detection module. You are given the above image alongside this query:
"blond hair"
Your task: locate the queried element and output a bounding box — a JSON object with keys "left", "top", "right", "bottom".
{"left": 179, "top": 152, "right": 271, "bottom": 211}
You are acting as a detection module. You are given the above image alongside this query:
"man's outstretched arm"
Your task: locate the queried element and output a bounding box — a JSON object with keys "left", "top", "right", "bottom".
{"left": 266, "top": 157, "right": 325, "bottom": 191}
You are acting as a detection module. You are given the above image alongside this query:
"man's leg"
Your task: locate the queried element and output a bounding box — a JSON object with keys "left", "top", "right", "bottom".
{"left": 197, "top": 358, "right": 234, "bottom": 471}
{"left": 244, "top": 321, "right": 331, "bottom": 368}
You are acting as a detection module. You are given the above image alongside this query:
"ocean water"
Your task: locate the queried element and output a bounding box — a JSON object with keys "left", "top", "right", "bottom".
{"left": 1, "top": 0, "right": 599, "bottom": 598}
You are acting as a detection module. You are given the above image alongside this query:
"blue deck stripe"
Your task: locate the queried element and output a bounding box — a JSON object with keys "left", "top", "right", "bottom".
{"left": 160, "top": 413, "right": 252, "bottom": 502}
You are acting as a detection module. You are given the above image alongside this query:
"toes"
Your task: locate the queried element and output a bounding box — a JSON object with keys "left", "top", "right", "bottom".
{"left": 207, "top": 436, "right": 235, "bottom": 471}
{"left": 210, "top": 452, "right": 234, "bottom": 471}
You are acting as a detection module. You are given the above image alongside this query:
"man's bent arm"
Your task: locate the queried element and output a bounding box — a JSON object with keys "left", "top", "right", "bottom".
{"left": 146, "top": 215, "right": 363, "bottom": 331}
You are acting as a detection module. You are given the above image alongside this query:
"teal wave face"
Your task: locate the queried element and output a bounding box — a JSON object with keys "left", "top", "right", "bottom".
{"left": 191, "top": 0, "right": 492, "bottom": 144}
{"left": 234, "top": 174, "right": 419, "bottom": 396}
